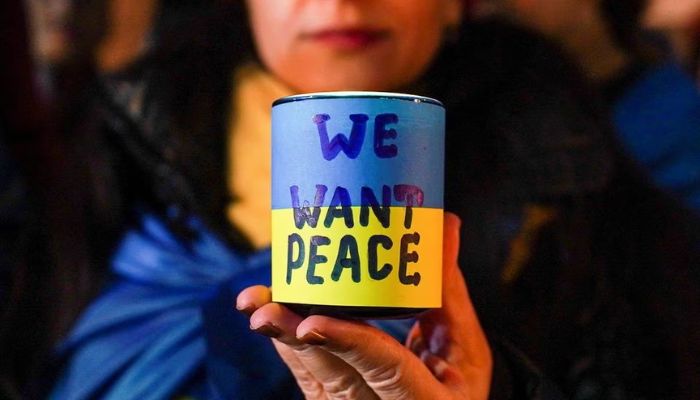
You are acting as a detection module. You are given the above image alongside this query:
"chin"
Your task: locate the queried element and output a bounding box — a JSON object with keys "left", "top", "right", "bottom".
{"left": 286, "top": 73, "right": 403, "bottom": 94}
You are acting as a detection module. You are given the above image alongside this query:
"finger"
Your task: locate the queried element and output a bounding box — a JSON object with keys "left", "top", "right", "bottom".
{"left": 419, "top": 350, "right": 466, "bottom": 387}
{"left": 235, "top": 285, "right": 271, "bottom": 316}
{"left": 249, "top": 304, "right": 327, "bottom": 398}
{"left": 408, "top": 326, "right": 468, "bottom": 388}
{"left": 249, "top": 302, "right": 304, "bottom": 343}
{"left": 251, "top": 304, "right": 379, "bottom": 400}
{"left": 296, "top": 315, "right": 452, "bottom": 400}
{"left": 271, "top": 340, "right": 326, "bottom": 400}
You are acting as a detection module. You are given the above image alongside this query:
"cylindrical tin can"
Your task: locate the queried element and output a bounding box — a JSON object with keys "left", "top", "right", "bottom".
{"left": 271, "top": 92, "right": 444, "bottom": 318}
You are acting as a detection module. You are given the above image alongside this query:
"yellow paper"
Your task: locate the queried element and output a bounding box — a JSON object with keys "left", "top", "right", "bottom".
{"left": 272, "top": 207, "right": 443, "bottom": 308}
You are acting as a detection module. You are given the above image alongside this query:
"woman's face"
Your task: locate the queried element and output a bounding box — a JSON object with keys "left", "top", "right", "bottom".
{"left": 25, "top": 0, "right": 106, "bottom": 66}
{"left": 643, "top": 0, "right": 700, "bottom": 30}
{"left": 245, "top": 0, "right": 462, "bottom": 93}
{"left": 25, "top": 0, "right": 75, "bottom": 64}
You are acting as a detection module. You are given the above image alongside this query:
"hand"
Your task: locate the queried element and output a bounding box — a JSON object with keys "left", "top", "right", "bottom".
{"left": 236, "top": 213, "right": 492, "bottom": 399}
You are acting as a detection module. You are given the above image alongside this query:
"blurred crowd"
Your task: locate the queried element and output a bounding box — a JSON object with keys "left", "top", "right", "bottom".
{"left": 1, "top": 0, "right": 699, "bottom": 399}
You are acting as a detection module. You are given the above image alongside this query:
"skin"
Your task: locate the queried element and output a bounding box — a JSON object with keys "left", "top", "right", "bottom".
{"left": 644, "top": 0, "right": 700, "bottom": 30}
{"left": 239, "top": 2, "right": 492, "bottom": 397}
{"left": 95, "top": 0, "right": 157, "bottom": 73}
{"left": 643, "top": 0, "right": 700, "bottom": 69}
{"left": 238, "top": 214, "right": 492, "bottom": 400}
{"left": 25, "top": 0, "right": 75, "bottom": 65}
{"left": 25, "top": 0, "right": 154, "bottom": 71}
{"left": 504, "top": 0, "right": 584, "bottom": 37}
{"left": 245, "top": 0, "right": 463, "bottom": 92}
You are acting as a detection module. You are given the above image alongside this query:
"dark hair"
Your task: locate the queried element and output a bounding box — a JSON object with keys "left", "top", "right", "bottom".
{"left": 97, "top": 0, "right": 254, "bottom": 242}
{"left": 600, "top": 0, "right": 658, "bottom": 63}
{"left": 0, "top": 1, "right": 255, "bottom": 395}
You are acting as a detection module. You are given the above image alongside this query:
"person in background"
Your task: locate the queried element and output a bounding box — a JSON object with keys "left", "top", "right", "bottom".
{"left": 24, "top": 0, "right": 156, "bottom": 85}
{"left": 9, "top": 0, "right": 700, "bottom": 399}
{"left": 24, "top": 0, "right": 106, "bottom": 102}
{"left": 644, "top": 0, "right": 700, "bottom": 81}
{"left": 1, "top": 1, "right": 65, "bottom": 398}
{"left": 0, "top": 0, "right": 158, "bottom": 398}
{"left": 489, "top": 0, "right": 700, "bottom": 212}
{"left": 94, "top": 0, "right": 158, "bottom": 74}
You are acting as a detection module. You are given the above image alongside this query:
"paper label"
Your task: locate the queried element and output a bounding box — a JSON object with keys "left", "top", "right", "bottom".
{"left": 272, "top": 206, "right": 442, "bottom": 307}
{"left": 271, "top": 95, "right": 444, "bottom": 308}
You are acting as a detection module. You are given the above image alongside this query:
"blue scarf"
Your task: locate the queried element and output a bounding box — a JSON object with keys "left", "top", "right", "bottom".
{"left": 50, "top": 213, "right": 300, "bottom": 399}
{"left": 614, "top": 62, "right": 700, "bottom": 212}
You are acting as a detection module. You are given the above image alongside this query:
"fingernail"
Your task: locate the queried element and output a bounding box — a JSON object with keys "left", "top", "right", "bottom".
{"left": 251, "top": 324, "right": 282, "bottom": 338}
{"left": 236, "top": 304, "right": 255, "bottom": 317}
{"left": 298, "top": 330, "right": 327, "bottom": 345}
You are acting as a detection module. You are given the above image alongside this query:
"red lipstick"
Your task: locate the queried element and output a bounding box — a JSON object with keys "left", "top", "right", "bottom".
{"left": 303, "top": 28, "right": 388, "bottom": 51}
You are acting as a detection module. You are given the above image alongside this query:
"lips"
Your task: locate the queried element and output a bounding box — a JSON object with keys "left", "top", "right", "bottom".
{"left": 302, "top": 28, "right": 389, "bottom": 50}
